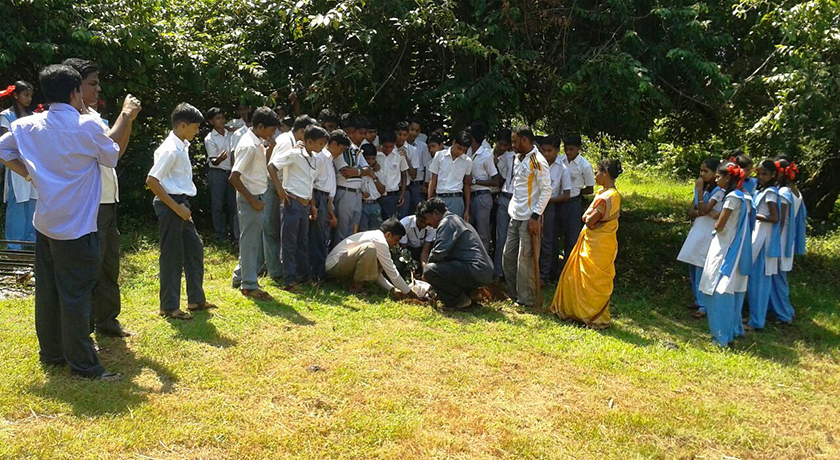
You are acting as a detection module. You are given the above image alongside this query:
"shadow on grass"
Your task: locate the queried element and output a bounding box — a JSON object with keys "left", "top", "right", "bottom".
{"left": 167, "top": 310, "right": 238, "bottom": 348}
{"left": 27, "top": 338, "right": 177, "bottom": 417}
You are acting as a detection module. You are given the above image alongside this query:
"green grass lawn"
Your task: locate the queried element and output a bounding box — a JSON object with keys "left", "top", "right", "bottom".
{"left": 1, "top": 174, "right": 839, "bottom": 459}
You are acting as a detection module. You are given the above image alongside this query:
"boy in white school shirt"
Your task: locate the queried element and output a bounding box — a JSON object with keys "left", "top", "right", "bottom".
{"left": 407, "top": 117, "right": 430, "bottom": 207}
{"left": 229, "top": 107, "right": 281, "bottom": 300}
{"left": 427, "top": 130, "right": 473, "bottom": 219}
{"left": 493, "top": 129, "right": 515, "bottom": 281}
{"left": 394, "top": 121, "right": 420, "bottom": 216}
{"left": 146, "top": 103, "right": 218, "bottom": 321}
{"left": 466, "top": 121, "right": 500, "bottom": 253}
{"left": 558, "top": 133, "right": 595, "bottom": 269}
{"left": 309, "top": 129, "right": 351, "bottom": 282}
{"left": 268, "top": 125, "right": 329, "bottom": 290}
{"left": 204, "top": 107, "right": 239, "bottom": 245}
{"left": 331, "top": 116, "right": 373, "bottom": 246}
{"left": 376, "top": 129, "right": 410, "bottom": 220}
{"left": 360, "top": 145, "right": 385, "bottom": 231}
{"left": 538, "top": 136, "right": 572, "bottom": 283}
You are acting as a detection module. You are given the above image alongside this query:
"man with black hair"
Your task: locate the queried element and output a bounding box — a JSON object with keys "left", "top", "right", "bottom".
{"left": 62, "top": 57, "right": 142, "bottom": 339}
{"left": 365, "top": 117, "right": 380, "bottom": 150}
{"left": 467, "top": 121, "right": 500, "bottom": 253}
{"left": 419, "top": 198, "right": 493, "bottom": 310}
{"left": 269, "top": 125, "right": 329, "bottom": 290}
{"left": 503, "top": 125, "right": 552, "bottom": 307}
{"left": 376, "top": 129, "right": 410, "bottom": 220}
{"left": 558, "top": 133, "right": 595, "bottom": 269}
{"left": 203, "top": 107, "right": 238, "bottom": 246}
{"left": 0, "top": 64, "right": 139, "bottom": 381}
{"left": 539, "top": 135, "right": 572, "bottom": 283}
{"left": 309, "top": 129, "right": 351, "bottom": 282}
{"left": 147, "top": 103, "right": 218, "bottom": 321}
{"left": 326, "top": 218, "right": 412, "bottom": 295}
{"left": 318, "top": 108, "right": 339, "bottom": 132}
{"left": 332, "top": 115, "right": 373, "bottom": 247}
{"left": 427, "top": 130, "right": 473, "bottom": 219}
{"left": 230, "top": 107, "right": 281, "bottom": 300}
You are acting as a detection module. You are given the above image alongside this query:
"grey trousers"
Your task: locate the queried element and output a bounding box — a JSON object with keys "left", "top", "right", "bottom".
{"left": 91, "top": 203, "right": 122, "bottom": 335}
{"left": 539, "top": 203, "right": 560, "bottom": 282}
{"left": 309, "top": 190, "right": 330, "bottom": 281}
{"left": 36, "top": 231, "right": 105, "bottom": 377}
{"left": 332, "top": 187, "right": 361, "bottom": 248}
{"left": 261, "top": 180, "right": 284, "bottom": 279}
{"left": 469, "top": 192, "right": 493, "bottom": 253}
{"left": 154, "top": 196, "right": 205, "bottom": 311}
{"left": 425, "top": 261, "right": 492, "bottom": 309}
{"left": 440, "top": 195, "right": 465, "bottom": 218}
{"left": 493, "top": 195, "right": 511, "bottom": 278}
{"left": 281, "top": 199, "right": 310, "bottom": 285}
{"left": 503, "top": 218, "right": 540, "bottom": 306}
{"left": 557, "top": 198, "right": 582, "bottom": 270}
{"left": 232, "top": 193, "right": 264, "bottom": 291}
{"left": 208, "top": 168, "right": 238, "bottom": 243}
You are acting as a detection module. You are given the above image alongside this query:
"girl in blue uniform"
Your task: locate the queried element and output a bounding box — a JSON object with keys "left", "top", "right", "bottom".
{"left": 769, "top": 159, "right": 806, "bottom": 325}
{"left": 0, "top": 81, "right": 38, "bottom": 249}
{"left": 746, "top": 159, "right": 781, "bottom": 330}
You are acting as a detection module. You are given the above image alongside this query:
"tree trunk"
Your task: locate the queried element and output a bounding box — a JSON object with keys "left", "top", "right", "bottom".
{"left": 800, "top": 156, "right": 840, "bottom": 222}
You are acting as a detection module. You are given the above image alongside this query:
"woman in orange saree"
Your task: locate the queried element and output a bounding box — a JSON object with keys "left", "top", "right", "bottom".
{"left": 551, "top": 158, "right": 623, "bottom": 329}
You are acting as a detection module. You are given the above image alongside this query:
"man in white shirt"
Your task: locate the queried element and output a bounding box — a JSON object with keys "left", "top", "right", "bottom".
{"left": 309, "top": 129, "right": 350, "bottom": 282}
{"left": 62, "top": 58, "right": 142, "bottom": 339}
{"left": 493, "top": 129, "right": 515, "bottom": 281}
{"left": 558, "top": 133, "right": 595, "bottom": 269}
{"left": 427, "top": 131, "right": 474, "bottom": 219}
{"left": 407, "top": 118, "right": 430, "bottom": 211}
{"left": 268, "top": 125, "right": 329, "bottom": 290}
{"left": 538, "top": 136, "right": 572, "bottom": 283}
{"left": 326, "top": 218, "right": 412, "bottom": 295}
{"left": 204, "top": 107, "right": 239, "bottom": 245}
{"left": 229, "top": 108, "right": 280, "bottom": 300}
{"left": 376, "top": 129, "right": 410, "bottom": 220}
{"left": 399, "top": 212, "right": 436, "bottom": 272}
{"left": 331, "top": 116, "right": 372, "bottom": 247}
{"left": 466, "top": 121, "right": 500, "bottom": 253}
{"left": 503, "top": 126, "right": 552, "bottom": 307}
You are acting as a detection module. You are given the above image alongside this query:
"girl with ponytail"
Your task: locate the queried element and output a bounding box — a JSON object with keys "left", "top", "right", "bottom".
{"left": 768, "top": 158, "right": 806, "bottom": 325}
{"left": 696, "top": 162, "right": 753, "bottom": 347}
{"left": 746, "top": 159, "right": 782, "bottom": 330}
{"left": 0, "top": 81, "right": 38, "bottom": 249}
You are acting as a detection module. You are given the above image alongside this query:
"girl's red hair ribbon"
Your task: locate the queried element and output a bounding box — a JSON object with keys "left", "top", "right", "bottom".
{"left": 787, "top": 163, "right": 798, "bottom": 180}
{"left": 34, "top": 104, "right": 45, "bottom": 113}
{"left": 0, "top": 85, "right": 16, "bottom": 98}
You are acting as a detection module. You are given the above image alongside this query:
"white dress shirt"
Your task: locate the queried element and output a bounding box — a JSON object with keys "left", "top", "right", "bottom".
{"left": 86, "top": 108, "right": 119, "bottom": 204}
{"left": 497, "top": 151, "right": 516, "bottom": 194}
{"left": 334, "top": 145, "right": 369, "bottom": 190}
{"left": 231, "top": 129, "right": 268, "bottom": 195}
{"left": 429, "top": 148, "right": 473, "bottom": 193}
{"left": 376, "top": 151, "right": 409, "bottom": 193}
{"left": 326, "top": 230, "right": 411, "bottom": 294}
{"left": 398, "top": 142, "right": 422, "bottom": 181}
{"left": 271, "top": 147, "right": 317, "bottom": 200}
{"left": 409, "top": 140, "right": 430, "bottom": 182}
{"left": 0, "top": 103, "right": 119, "bottom": 240}
{"left": 560, "top": 153, "right": 595, "bottom": 198}
{"left": 361, "top": 175, "right": 382, "bottom": 201}
{"left": 508, "top": 147, "right": 552, "bottom": 221}
{"left": 230, "top": 125, "right": 250, "bottom": 160}
{"left": 468, "top": 140, "right": 498, "bottom": 192}
{"left": 548, "top": 160, "right": 572, "bottom": 198}
{"left": 314, "top": 149, "right": 337, "bottom": 198}
{"left": 399, "top": 215, "right": 436, "bottom": 248}
{"left": 149, "top": 131, "right": 198, "bottom": 197}
{"left": 205, "top": 128, "right": 233, "bottom": 171}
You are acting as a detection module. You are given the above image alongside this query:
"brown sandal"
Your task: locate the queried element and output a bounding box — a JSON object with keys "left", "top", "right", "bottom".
{"left": 241, "top": 289, "right": 272, "bottom": 301}
{"left": 159, "top": 309, "right": 193, "bottom": 320}
{"left": 188, "top": 301, "right": 218, "bottom": 312}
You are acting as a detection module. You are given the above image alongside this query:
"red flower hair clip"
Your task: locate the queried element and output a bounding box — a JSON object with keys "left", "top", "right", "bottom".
{"left": 786, "top": 163, "right": 798, "bottom": 180}
{"left": 0, "top": 85, "right": 16, "bottom": 98}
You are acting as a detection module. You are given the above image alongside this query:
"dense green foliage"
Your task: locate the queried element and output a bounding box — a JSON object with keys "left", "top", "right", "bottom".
{"left": 1, "top": 0, "right": 838, "bottom": 221}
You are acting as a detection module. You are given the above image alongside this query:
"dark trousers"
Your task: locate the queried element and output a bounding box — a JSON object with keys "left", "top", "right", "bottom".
{"left": 379, "top": 193, "right": 401, "bottom": 221}
{"left": 208, "top": 168, "right": 238, "bottom": 243}
{"left": 425, "top": 261, "right": 492, "bottom": 309}
{"left": 308, "top": 191, "right": 330, "bottom": 281}
{"left": 35, "top": 231, "right": 105, "bottom": 377}
{"left": 154, "top": 196, "right": 206, "bottom": 311}
{"left": 539, "top": 202, "right": 561, "bottom": 282}
{"left": 281, "top": 199, "right": 310, "bottom": 286}
{"left": 407, "top": 182, "right": 424, "bottom": 216}
{"left": 557, "top": 198, "right": 582, "bottom": 271}
{"left": 91, "top": 203, "right": 122, "bottom": 335}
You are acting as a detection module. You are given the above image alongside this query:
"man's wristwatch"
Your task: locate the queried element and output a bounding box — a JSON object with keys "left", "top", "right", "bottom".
{"left": 471, "top": 178, "right": 476, "bottom": 185}
{"left": 531, "top": 213, "right": 541, "bottom": 221}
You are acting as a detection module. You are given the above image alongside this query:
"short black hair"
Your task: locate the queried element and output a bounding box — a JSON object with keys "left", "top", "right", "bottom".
{"left": 496, "top": 129, "right": 512, "bottom": 144}
{"left": 293, "top": 114, "right": 317, "bottom": 132}
{"left": 205, "top": 107, "right": 223, "bottom": 121}
{"left": 251, "top": 106, "right": 282, "bottom": 128}
{"left": 427, "top": 133, "right": 445, "bottom": 146}
{"left": 514, "top": 125, "right": 535, "bottom": 143}
{"left": 418, "top": 197, "right": 447, "bottom": 218}
{"left": 453, "top": 130, "right": 473, "bottom": 148}
{"left": 171, "top": 102, "right": 204, "bottom": 126}
{"left": 329, "top": 129, "right": 351, "bottom": 146}
{"left": 469, "top": 121, "right": 487, "bottom": 144}
{"left": 395, "top": 121, "right": 410, "bottom": 132}
{"left": 39, "top": 64, "right": 82, "bottom": 104}
{"left": 541, "top": 135, "right": 561, "bottom": 149}
{"left": 378, "top": 130, "right": 397, "bottom": 144}
{"left": 303, "top": 124, "right": 329, "bottom": 142}
{"left": 61, "top": 58, "right": 99, "bottom": 80}
{"left": 407, "top": 116, "right": 422, "bottom": 127}
{"left": 366, "top": 117, "right": 378, "bottom": 130}
{"left": 281, "top": 116, "right": 294, "bottom": 128}
{"left": 380, "top": 217, "right": 407, "bottom": 237}
{"left": 318, "top": 108, "right": 339, "bottom": 125}
{"left": 564, "top": 133, "right": 582, "bottom": 147}
{"left": 340, "top": 113, "right": 352, "bottom": 127}
{"left": 361, "top": 143, "right": 378, "bottom": 158}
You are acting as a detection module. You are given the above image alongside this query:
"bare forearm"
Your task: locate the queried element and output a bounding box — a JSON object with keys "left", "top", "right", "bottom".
{"left": 146, "top": 176, "right": 179, "bottom": 212}
{"left": 1, "top": 159, "right": 29, "bottom": 178}
{"left": 108, "top": 112, "right": 133, "bottom": 156}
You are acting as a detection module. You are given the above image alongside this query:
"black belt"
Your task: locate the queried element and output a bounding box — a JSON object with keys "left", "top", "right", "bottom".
{"left": 336, "top": 185, "right": 360, "bottom": 193}
{"left": 384, "top": 191, "right": 401, "bottom": 197}
{"left": 410, "top": 180, "right": 424, "bottom": 185}
{"left": 471, "top": 190, "right": 491, "bottom": 196}
{"left": 437, "top": 192, "right": 463, "bottom": 198}
{"left": 567, "top": 195, "right": 581, "bottom": 202}
{"left": 313, "top": 189, "right": 330, "bottom": 197}
{"left": 500, "top": 192, "right": 513, "bottom": 199}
